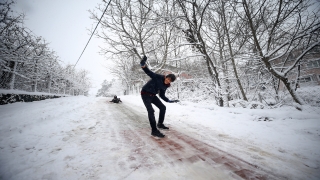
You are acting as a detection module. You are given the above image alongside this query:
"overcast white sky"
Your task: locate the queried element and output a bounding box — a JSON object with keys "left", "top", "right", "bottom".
{"left": 12, "top": 0, "right": 114, "bottom": 95}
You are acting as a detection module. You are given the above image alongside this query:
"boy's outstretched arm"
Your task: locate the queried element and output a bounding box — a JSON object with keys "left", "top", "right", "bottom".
{"left": 159, "top": 89, "right": 179, "bottom": 103}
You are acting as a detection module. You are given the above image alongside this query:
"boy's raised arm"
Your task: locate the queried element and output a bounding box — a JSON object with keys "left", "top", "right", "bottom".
{"left": 140, "top": 55, "right": 155, "bottom": 78}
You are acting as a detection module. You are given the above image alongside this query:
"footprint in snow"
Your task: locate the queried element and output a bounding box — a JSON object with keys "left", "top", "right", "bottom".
{"left": 64, "top": 155, "right": 75, "bottom": 161}
{"left": 50, "top": 148, "right": 62, "bottom": 154}
{"left": 62, "top": 136, "right": 70, "bottom": 142}
{"left": 42, "top": 172, "right": 57, "bottom": 180}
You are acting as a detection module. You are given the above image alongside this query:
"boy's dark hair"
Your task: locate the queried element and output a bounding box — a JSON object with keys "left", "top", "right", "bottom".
{"left": 166, "top": 74, "right": 176, "bottom": 82}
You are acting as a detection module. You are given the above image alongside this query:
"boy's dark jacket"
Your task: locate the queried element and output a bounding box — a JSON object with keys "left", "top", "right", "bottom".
{"left": 141, "top": 67, "right": 170, "bottom": 102}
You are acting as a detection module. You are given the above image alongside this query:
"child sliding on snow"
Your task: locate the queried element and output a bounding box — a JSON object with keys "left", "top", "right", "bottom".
{"left": 110, "top": 95, "right": 122, "bottom": 103}
{"left": 140, "top": 55, "right": 179, "bottom": 138}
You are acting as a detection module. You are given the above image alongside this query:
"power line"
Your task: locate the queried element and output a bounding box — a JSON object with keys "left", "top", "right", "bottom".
{"left": 73, "top": 0, "right": 111, "bottom": 69}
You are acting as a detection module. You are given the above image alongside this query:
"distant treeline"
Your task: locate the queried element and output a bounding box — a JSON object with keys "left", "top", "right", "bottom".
{"left": 0, "top": 1, "right": 91, "bottom": 96}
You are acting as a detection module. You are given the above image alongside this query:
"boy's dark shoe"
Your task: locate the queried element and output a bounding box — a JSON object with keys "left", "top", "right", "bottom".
{"left": 151, "top": 130, "right": 165, "bottom": 138}
{"left": 157, "top": 124, "right": 169, "bottom": 130}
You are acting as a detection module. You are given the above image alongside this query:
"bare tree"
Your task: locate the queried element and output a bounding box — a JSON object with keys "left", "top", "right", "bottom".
{"left": 219, "top": 0, "right": 248, "bottom": 102}
{"left": 91, "top": 0, "right": 155, "bottom": 59}
{"left": 92, "top": 0, "right": 186, "bottom": 92}
{"left": 176, "top": 0, "right": 230, "bottom": 106}
{"left": 238, "top": 0, "right": 320, "bottom": 105}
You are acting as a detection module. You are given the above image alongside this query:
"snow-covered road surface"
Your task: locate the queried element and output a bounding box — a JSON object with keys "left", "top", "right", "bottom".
{"left": 107, "top": 100, "right": 281, "bottom": 180}
{"left": 0, "top": 96, "right": 319, "bottom": 180}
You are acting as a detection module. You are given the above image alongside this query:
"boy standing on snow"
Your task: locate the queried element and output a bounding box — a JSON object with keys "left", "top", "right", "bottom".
{"left": 140, "top": 55, "right": 179, "bottom": 138}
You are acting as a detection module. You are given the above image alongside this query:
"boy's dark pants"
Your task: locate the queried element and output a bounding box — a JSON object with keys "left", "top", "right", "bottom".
{"left": 141, "top": 94, "right": 166, "bottom": 131}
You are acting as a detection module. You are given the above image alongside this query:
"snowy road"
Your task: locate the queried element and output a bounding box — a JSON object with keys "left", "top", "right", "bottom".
{"left": 107, "top": 100, "right": 280, "bottom": 180}
{"left": 0, "top": 96, "right": 319, "bottom": 179}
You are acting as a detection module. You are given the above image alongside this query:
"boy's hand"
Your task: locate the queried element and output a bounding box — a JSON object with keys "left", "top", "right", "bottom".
{"left": 140, "top": 55, "right": 147, "bottom": 67}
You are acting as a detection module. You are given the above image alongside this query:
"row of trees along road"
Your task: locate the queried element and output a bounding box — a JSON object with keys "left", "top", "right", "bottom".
{"left": 0, "top": 1, "right": 91, "bottom": 95}
{"left": 91, "top": 0, "right": 320, "bottom": 107}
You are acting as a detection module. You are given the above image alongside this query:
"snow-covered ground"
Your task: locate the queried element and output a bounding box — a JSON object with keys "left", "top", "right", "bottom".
{"left": 0, "top": 95, "right": 319, "bottom": 180}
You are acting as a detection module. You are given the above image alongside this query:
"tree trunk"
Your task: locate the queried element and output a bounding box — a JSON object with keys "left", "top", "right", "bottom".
{"left": 221, "top": 1, "right": 247, "bottom": 101}
{"left": 9, "top": 61, "right": 17, "bottom": 89}
{"left": 217, "top": 30, "right": 229, "bottom": 107}
{"left": 48, "top": 74, "right": 52, "bottom": 93}
{"left": 267, "top": 63, "right": 305, "bottom": 105}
